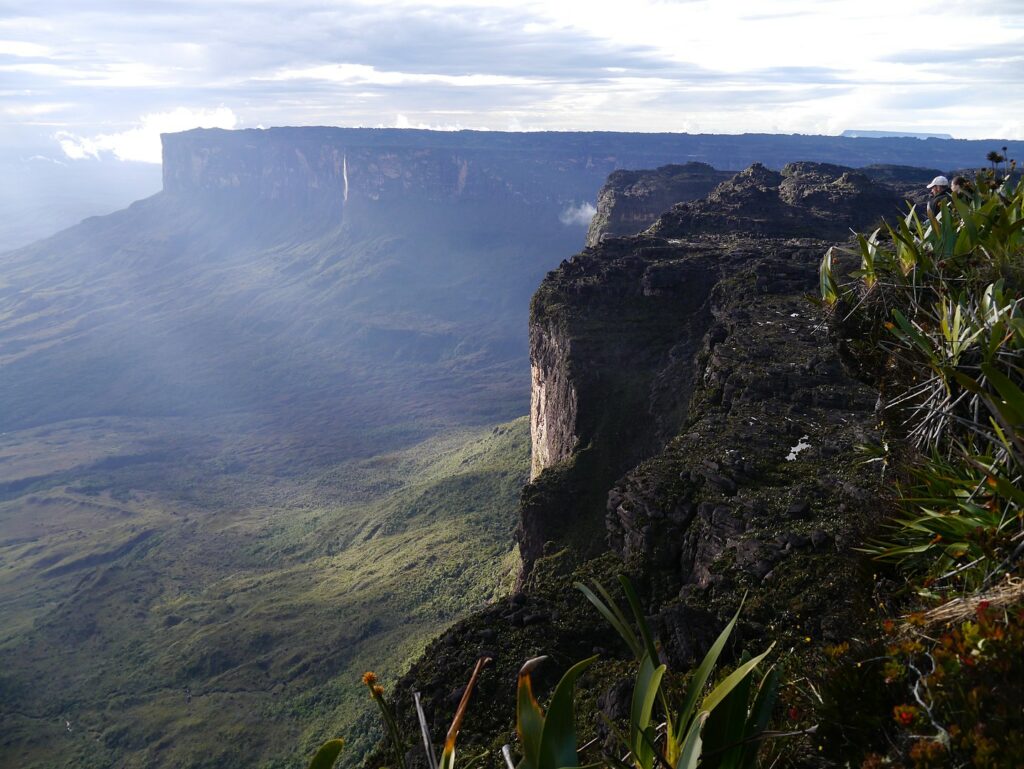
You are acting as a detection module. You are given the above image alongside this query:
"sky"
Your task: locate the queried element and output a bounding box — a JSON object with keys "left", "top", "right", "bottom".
{"left": 1, "top": 0, "right": 1023, "bottom": 164}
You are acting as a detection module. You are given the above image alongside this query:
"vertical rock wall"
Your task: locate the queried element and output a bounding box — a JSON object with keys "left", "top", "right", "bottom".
{"left": 529, "top": 324, "right": 577, "bottom": 479}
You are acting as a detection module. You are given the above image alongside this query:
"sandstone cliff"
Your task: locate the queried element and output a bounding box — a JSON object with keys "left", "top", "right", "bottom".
{"left": 520, "top": 162, "right": 899, "bottom": 575}
{"left": 369, "top": 162, "right": 909, "bottom": 766}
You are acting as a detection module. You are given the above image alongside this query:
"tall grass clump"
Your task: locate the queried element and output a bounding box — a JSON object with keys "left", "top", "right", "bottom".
{"left": 820, "top": 164, "right": 1024, "bottom": 593}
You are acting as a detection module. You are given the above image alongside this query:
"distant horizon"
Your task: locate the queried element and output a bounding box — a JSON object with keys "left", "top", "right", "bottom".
{"left": 3, "top": 1, "right": 1021, "bottom": 164}
{"left": 163, "top": 124, "right": 1004, "bottom": 137}
{"left": 11, "top": 125, "right": 1023, "bottom": 167}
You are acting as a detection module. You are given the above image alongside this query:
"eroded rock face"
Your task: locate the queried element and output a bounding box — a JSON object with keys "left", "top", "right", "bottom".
{"left": 585, "top": 163, "right": 732, "bottom": 247}
{"left": 521, "top": 162, "right": 900, "bottom": 579}
{"left": 649, "top": 161, "right": 901, "bottom": 240}
{"left": 603, "top": 240, "right": 882, "bottom": 665}
{"left": 529, "top": 325, "right": 577, "bottom": 480}
{"left": 519, "top": 239, "right": 721, "bottom": 569}
{"left": 368, "top": 162, "right": 905, "bottom": 767}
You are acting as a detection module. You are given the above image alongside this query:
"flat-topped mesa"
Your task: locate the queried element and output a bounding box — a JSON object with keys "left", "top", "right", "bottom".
{"left": 161, "top": 128, "right": 521, "bottom": 209}
{"left": 159, "top": 128, "right": 740, "bottom": 210}
{"left": 160, "top": 128, "right": 1015, "bottom": 215}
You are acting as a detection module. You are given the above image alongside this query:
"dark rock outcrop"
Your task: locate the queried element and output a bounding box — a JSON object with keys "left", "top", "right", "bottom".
{"left": 649, "top": 162, "right": 901, "bottom": 240}
{"left": 520, "top": 162, "right": 899, "bottom": 577}
{"left": 585, "top": 163, "right": 732, "bottom": 246}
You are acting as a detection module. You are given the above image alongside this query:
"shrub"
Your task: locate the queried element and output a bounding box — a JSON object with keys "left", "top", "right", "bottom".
{"left": 820, "top": 167, "right": 1024, "bottom": 590}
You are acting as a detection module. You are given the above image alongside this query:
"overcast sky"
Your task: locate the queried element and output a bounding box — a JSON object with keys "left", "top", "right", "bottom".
{"left": 2, "top": 0, "right": 1023, "bottom": 163}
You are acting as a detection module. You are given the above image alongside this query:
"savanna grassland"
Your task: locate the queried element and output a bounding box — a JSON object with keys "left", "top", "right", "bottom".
{"left": 0, "top": 414, "right": 530, "bottom": 768}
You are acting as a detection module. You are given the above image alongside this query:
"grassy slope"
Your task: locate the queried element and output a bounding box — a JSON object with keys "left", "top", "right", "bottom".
{"left": 0, "top": 180, "right": 580, "bottom": 769}
{"left": 0, "top": 415, "right": 529, "bottom": 769}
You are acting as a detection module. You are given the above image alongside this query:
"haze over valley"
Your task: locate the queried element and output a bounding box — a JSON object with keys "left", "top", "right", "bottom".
{"left": 2, "top": 126, "right": 1021, "bottom": 768}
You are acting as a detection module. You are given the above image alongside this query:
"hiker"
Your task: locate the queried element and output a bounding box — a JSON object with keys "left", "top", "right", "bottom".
{"left": 926, "top": 175, "right": 952, "bottom": 216}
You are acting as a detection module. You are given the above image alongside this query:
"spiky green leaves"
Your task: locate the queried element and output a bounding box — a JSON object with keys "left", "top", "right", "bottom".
{"left": 577, "top": 579, "right": 777, "bottom": 769}
{"left": 822, "top": 170, "right": 1024, "bottom": 589}
{"left": 516, "top": 655, "right": 598, "bottom": 769}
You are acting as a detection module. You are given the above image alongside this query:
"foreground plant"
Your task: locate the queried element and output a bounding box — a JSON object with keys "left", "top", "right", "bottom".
{"left": 880, "top": 592, "right": 1024, "bottom": 766}
{"left": 364, "top": 671, "right": 408, "bottom": 769}
{"left": 816, "top": 160, "right": 1024, "bottom": 767}
{"left": 512, "top": 655, "right": 598, "bottom": 769}
{"left": 578, "top": 576, "right": 778, "bottom": 769}
{"left": 307, "top": 658, "right": 491, "bottom": 769}
{"left": 820, "top": 168, "right": 1024, "bottom": 590}
{"left": 307, "top": 738, "right": 345, "bottom": 769}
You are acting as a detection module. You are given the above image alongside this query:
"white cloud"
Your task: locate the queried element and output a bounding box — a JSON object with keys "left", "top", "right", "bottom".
{"left": 268, "top": 62, "right": 538, "bottom": 88}
{"left": 559, "top": 201, "right": 596, "bottom": 226}
{"left": 4, "top": 102, "right": 73, "bottom": 117}
{"left": 0, "top": 60, "right": 171, "bottom": 88}
{"left": 26, "top": 154, "right": 67, "bottom": 165}
{"left": 0, "top": 40, "right": 54, "bottom": 57}
{"left": 56, "top": 106, "right": 238, "bottom": 163}
{"left": 0, "top": 2, "right": 1021, "bottom": 142}
{"left": 392, "top": 113, "right": 491, "bottom": 131}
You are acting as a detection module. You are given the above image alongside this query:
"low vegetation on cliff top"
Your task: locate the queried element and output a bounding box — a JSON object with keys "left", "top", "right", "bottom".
{"left": 819, "top": 159, "right": 1024, "bottom": 767}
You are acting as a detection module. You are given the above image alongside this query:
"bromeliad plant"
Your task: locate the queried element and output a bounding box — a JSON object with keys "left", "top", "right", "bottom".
{"left": 577, "top": 576, "right": 778, "bottom": 769}
{"left": 512, "top": 655, "right": 598, "bottom": 769}
{"left": 820, "top": 168, "right": 1024, "bottom": 590}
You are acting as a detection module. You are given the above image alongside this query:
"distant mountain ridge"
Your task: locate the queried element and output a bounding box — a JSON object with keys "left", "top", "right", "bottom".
{"left": 162, "top": 127, "right": 1019, "bottom": 208}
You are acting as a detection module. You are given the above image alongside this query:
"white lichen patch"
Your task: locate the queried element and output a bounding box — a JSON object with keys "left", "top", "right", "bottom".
{"left": 786, "top": 435, "right": 811, "bottom": 461}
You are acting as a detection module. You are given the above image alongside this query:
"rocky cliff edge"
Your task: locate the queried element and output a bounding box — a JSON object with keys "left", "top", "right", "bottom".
{"left": 367, "top": 162, "right": 907, "bottom": 766}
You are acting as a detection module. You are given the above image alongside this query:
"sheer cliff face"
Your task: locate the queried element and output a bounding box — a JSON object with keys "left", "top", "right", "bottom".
{"left": 525, "top": 162, "right": 901, "bottom": 492}
{"left": 520, "top": 162, "right": 902, "bottom": 594}
{"left": 163, "top": 131, "right": 508, "bottom": 208}
{"left": 529, "top": 326, "right": 576, "bottom": 479}
{"left": 515, "top": 162, "right": 903, "bottom": 666}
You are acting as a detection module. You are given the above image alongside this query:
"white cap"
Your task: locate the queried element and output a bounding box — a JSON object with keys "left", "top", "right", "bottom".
{"left": 927, "top": 175, "right": 950, "bottom": 189}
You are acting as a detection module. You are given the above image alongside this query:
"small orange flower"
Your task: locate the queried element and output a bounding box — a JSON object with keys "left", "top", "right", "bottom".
{"left": 372, "top": 684, "right": 385, "bottom": 698}
{"left": 362, "top": 671, "right": 378, "bottom": 686}
{"left": 893, "top": 704, "right": 918, "bottom": 726}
